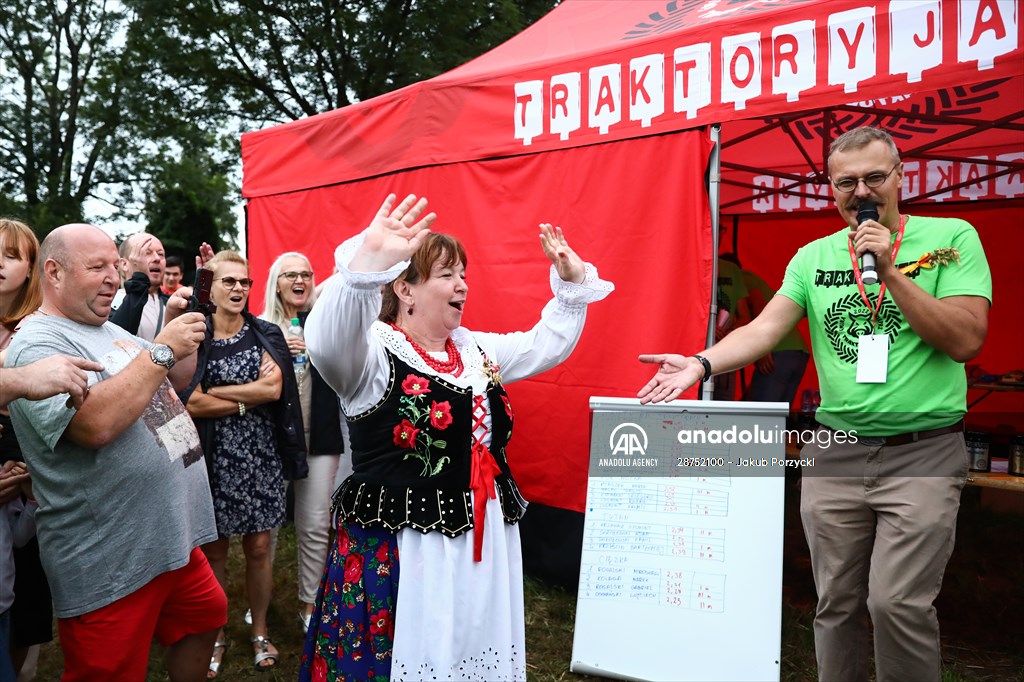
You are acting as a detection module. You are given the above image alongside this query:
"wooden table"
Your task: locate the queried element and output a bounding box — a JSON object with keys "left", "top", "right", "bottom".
{"left": 968, "top": 381, "right": 1024, "bottom": 408}
{"left": 966, "top": 469, "right": 1024, "bottom": 492}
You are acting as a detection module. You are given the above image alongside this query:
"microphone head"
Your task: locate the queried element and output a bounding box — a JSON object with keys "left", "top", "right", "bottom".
{"left": 857, "top": 202, "right": 879, "bottom": 224}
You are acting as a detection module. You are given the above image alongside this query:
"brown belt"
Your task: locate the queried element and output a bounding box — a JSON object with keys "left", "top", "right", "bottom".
{"left": 856, "top": 419, "right": 965, "bottom": 447}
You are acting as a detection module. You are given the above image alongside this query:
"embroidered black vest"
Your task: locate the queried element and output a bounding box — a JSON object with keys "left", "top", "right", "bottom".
{"left": 333, "top": 350, "right": 527, "bottom": 538}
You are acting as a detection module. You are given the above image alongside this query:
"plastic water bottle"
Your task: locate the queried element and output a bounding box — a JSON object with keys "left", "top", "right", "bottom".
{"left": 288, "top": 317, "right": 307, "bottom": 378}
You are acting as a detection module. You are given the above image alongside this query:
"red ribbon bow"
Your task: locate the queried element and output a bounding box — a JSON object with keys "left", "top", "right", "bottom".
{"left": 469, "top": 443, "right": 501, "bottom": 562}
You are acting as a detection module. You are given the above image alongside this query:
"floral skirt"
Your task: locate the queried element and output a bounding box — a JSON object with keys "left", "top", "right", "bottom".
{"left": 299, "top": 520, "right": 400, "bottom": 682}
{"left": 301, "top": 494, "right": 526, "bottom": 681}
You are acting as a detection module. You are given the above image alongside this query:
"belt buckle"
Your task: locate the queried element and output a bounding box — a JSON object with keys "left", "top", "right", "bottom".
{"left": 861, "top": 436, "right": 886, "bottom": 446}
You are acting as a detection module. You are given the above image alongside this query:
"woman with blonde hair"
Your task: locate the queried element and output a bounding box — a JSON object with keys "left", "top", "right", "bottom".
{"left": 260, "top": 252, "right": 348, "bottom": 633}
{"left": 0, "top": 219, "right": 51, "bottom": 679}
{"left": 179, "top": 250, "right": 307, "bottom": 676}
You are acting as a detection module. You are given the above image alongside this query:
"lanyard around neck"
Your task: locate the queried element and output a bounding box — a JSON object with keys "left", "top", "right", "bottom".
{"left": 847, "top": 213, "right": 908, "bottom": 329}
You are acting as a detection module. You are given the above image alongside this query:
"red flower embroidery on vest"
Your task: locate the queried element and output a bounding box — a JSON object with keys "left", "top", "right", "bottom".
{"left": 401, "top": 374, "right": 431, "bottom": 395}
{"left": 393, "top": 419, "right": 419, "bottom": 448}
{"left": 429, "top": 400, "right": 453, "bottom": 430}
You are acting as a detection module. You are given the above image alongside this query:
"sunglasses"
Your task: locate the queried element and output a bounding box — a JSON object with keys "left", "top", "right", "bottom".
{"left": 215, "top": 277, "right": 253, "bottom": 289}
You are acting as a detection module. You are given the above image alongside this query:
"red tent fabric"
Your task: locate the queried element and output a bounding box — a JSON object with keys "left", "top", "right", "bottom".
{"left": 242, "top": 0, "right": 1023, "bottom": 512}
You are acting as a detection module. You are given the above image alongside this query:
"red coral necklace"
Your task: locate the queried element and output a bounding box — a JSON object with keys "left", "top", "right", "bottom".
{"left": 389, "top": 323, "right": 463, "bottom": 376}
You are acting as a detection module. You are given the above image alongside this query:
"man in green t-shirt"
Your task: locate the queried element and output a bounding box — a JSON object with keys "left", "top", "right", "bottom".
{"left": 638, "top": 126, "right": 991, "bottom": 682}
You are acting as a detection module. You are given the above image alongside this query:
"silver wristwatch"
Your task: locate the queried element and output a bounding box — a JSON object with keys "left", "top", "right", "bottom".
{"left": 149, "top": 344, "right": 176, "bottom": 370}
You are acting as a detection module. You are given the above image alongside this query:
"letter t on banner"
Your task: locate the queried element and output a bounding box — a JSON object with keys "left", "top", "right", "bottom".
{"left": 673, "top": 43, "right": 711, "bottom": 119}
{"left": 514, "top": 80, "right": 544, "bottom": 146}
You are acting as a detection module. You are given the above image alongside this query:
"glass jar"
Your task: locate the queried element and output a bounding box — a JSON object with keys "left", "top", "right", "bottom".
{"left": 1008, "top": 434, "right": 1024, "bottom": 477}
{"left": 965, "top": 431, "right": 990, "bottom": 473}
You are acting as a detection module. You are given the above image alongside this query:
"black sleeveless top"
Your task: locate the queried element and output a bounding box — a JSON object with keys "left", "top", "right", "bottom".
{"left": 333, "top": 349, "right": 527, "bottom": 538}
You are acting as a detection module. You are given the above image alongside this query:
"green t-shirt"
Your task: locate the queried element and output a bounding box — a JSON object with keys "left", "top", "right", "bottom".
{"left": 740, "top": 270, "right": 809, "bottom": 353}
{"left": 777, "top": 215, "right": 991, "bottom": 435}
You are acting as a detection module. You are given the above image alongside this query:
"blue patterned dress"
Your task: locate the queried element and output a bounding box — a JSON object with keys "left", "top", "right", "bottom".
{"left": 206, "top": 323, "right": 286, "bottom": 536}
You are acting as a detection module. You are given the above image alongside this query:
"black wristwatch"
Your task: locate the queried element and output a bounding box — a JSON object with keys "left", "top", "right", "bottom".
{"left": 691, "top": 354, "right": 712, "bottom": 380}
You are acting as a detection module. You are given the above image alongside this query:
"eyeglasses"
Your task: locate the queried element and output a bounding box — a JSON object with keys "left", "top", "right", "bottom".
{"left": 215, "top": 277, "right": 253, "bottom": 289}
{"left": 279, "top": 271, "right": 314, "bottom": 282}
{"left": 831, "top": 165, "right": 899, "bottom": 193}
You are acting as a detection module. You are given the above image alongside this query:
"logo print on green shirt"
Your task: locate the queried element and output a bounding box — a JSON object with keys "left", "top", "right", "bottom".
{"left": 822, "top": 293, "right": 902, "bottom": 364}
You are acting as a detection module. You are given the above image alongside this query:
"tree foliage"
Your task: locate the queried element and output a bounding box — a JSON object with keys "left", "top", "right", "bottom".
{"left": 0, "top": 0, "right": 558, "bottom": 240}
{"left": 132, "top": 0, "right": 559, "bottom": 126}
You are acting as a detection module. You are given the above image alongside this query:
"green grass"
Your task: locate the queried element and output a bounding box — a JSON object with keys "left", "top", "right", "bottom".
{"left": 33, "top": 486, "right": 1023, "bottom": 681}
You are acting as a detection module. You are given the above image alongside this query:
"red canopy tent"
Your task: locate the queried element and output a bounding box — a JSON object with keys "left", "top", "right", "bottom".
{"left": 242, "top": 0, "right": 1023, "bottom": 515}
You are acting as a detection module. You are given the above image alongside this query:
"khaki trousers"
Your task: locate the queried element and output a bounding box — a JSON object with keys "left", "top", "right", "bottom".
{"left": 799, "top": 431, "right": 968, "bottom": 682}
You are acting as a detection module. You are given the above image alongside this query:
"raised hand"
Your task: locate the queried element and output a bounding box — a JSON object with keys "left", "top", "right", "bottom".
{"left": 351, "top": 193, "right": 437, "bottom": 273}
{"left": 17, "top": 355, "right": 105, "bottom": 409}
{"left": 124, "top": 235, "right": 155, "bottom": 276}
{"left": 195, "top": 242, "right": 215, "bottom": 270}
{"left": 539, "top": 224, "right": 585, "bottom": 284}
{"left": 154, "top": 312, "right": 208, "bottom": 360}
{"left": 637, "top": 353, "right": 703, "bottom": 404}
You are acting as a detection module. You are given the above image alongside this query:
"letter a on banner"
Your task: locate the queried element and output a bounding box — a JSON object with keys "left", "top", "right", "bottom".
{"left": 589, "top": 64, "right": 621, "bottom": 134}
{"left": 959, "top": 0, "right": 1018, "bottom": 69}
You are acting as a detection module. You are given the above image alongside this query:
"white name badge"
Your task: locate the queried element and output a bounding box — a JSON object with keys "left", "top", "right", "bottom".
{"left": 856, "top": 334, "right": 889, "bottom": 383}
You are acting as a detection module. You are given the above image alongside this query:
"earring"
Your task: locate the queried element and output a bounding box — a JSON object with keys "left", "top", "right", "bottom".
{"left": 407, "top": 306, "right": 413, "bottom": 315}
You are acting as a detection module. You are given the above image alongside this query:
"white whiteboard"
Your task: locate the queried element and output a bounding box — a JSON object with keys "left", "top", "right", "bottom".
{"left": 571, "top": 398, "right": 789, "bottom": 682}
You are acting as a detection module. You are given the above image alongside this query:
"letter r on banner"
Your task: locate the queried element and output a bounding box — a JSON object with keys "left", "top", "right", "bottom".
{"left": 773, "top": 20, "right": 816, "bottom": 102}
{"left": 550, "top": 73, "right": 582, "bottom": 141}
{"left": 514, "top": 80, "right": 544, "bottom": 146}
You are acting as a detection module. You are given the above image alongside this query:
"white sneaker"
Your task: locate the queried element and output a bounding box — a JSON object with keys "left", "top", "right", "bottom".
{"left": 299, "top": 611, "right": 312, "bottom": 632}
{"left": 244, "top": 608, "right": 252, "bottom": 625}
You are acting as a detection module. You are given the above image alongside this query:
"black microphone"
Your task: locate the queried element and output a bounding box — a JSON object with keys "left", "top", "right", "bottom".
{"left": 856, "top": 202, "right": 879, "bottom": 285}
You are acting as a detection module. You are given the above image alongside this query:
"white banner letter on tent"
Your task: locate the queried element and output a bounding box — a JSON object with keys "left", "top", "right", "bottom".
{"left": 589, "top": 64, "right": 622, "bottom": 134}
{"left": 804, "top": 173, "right": 831, "bottom": 210}
{"left": 629, "top": 54, "right": 665, "bottom": 128}
{"left": 550, "top": 73, "right": 582, "bottom": 141}
{"left": 673, "top": 44, "right": 711, "bottom": 119}
{"left": 753, "top": 175, "right": 775, "bottom": 213}
{"left": 772, "top": 20, "right": 816, "bottom": 102}
{"left": 901, "top": 161, "right": 924, "bottom": 201}
{"left": 994, "top": 152, "right": 1024, "bottom": 198}
{"left": 514, "top": 80, "right": 544, "bottom": 146}
{"left": 959, "top": 160, "right": 991, "bottom": 200}
{"left": 958, "top": 0, "right": 1018, "bottom": 70}
{"left": 722, "top": 32, "right": 762, "bottom": 111}
{"left": 890, "top": 0, "right": 943, "bottom": 83}
{"left": 828, "top": 7, "right": 877, "bottom": 93}
{"left": 927, "top": 159, "right": 956, "bottom": 201}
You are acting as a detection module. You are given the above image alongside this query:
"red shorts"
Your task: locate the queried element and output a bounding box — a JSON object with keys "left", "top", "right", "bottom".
{"left": 58, "top": 547, "right": 227, "bottom": 681}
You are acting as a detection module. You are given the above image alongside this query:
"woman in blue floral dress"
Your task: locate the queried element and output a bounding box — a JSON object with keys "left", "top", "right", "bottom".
{"left": 300, "top": 194, "right": 612, "bottom": 681}
{"left": 182, "top": 250, "right": 306, "bottom": 676}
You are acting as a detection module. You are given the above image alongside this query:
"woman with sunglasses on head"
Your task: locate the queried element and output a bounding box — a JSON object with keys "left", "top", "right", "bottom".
{"left": 260, "top": 252, "right": 348, "bottom": 635}
{"left": 179, "top": 251, "right": 307, "bottom": 677}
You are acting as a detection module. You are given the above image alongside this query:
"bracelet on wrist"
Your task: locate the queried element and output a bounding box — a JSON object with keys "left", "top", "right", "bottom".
{"left": 691, "top": 354, "right": 713, "bottom": 380}
{"left": 238, "top": 402, "right": 246, "bottom": 417}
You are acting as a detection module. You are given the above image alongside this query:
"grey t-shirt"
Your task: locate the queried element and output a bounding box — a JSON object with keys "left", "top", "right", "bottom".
{"left": 7, "top": 316, "right": 217, "bottom": 618}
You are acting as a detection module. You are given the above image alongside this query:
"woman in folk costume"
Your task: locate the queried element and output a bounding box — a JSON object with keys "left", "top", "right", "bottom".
{"left": 299, "top": 193, "right": 612, "bottom": 681}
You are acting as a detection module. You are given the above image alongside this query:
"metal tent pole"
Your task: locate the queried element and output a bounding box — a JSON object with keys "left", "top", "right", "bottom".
{"left": 704, "top": 123, "right": 722, "bottom": 401}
